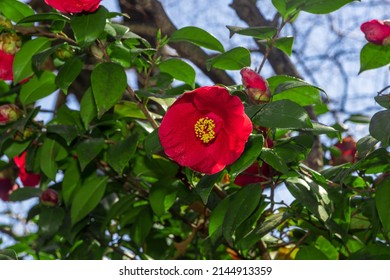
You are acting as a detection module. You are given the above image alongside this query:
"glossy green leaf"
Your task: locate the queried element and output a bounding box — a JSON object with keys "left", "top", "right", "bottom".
{"left": 359, "top": 43, "right": 390, "bottom": 73}
{"left": 91, "top": 62, "right": 127, "bottom": 118}
{"left": 9, "top": 187, "right": 42, "bottom": 202}
{"left": 19, "top": 71, "right": 57, "bottom": 105}
{"left": 295, "top": 246, "right": 328, "bottom": 260}
{"left": 222, "top": 184, "right": 263, "bottom": 244}
{"left": 80, "top": 88, "right": 97, "bottom": 129}
{"left": 356, "top": 135, "right": 378, "bottom": 157}
{"left": 39, "top": 207, "right": 65, "bottom": 236}
{"left": 248, "top": 100, "right": 312, "bottom": 129}
{"left": 230, "top": 134, "right": 264, "bottom": 177}
{"left": 55, "top": 57, "right": 84, "bottom": 94}
{"left": 195, "top": 171, "right": 225, "bottom": 205}
{"left": 0, "top": 0, "right": 34, "bottom": 23}
{"left": 144, "top": 129, "right": 163, "bottom": 156}
{"left": 287, "top": 0, "right": 357, "bottom": 14}
{"left": 226, "top": 25, "right": 276, "bottom": 39}
{"left": 47, "top": 124, "right": 79, "bottom": 146}
{"left": 209, "top": 195, "right": 231, "bottom": 242}
{"left": 62, "top": 159, "right": 80, "bottom": 207}
{"left": 32, "top": 44, "right": 67, "bottom": 71}
{"left": 375, "top": 177, "right": 390, "bottom": 232}
{"left": 130, "top": 206, "right": 153, "bottom": 246}
{"left": 369, "top": 110, "right": 390, "bottom": 145}
{"left": 114, "top": 101, "right": 146, "bottom": 119}
{"left": 0, "top": 249, "right": 17, "bottom": 260}
{"left": 261, "top": 148, "right": 289, "bottom": 174}
{"left": 269, "top": 75, "right": 323, "bottom": 106}
{"left": 207, "top": 47, "right": 251, "bottom": 70}
{"left": 18, "top": 13, "right": 70, "bottom": 24}
{"left": 159, "top": 59, "right": 195, "bottom": 87}
{"left": 13, "top": 37, "right": 51, "bottom": 83}
{"left": 76, "top": 138, "right": 105, "bottom": 170}
{"left": 274, "top": 36, "right": 294, "bottom": 56}
{"left": 149, "top": 181, "right": 177, "bottom": 217}
{"left": 70, "top": 6, "right": 108, "bottom": 46}
{"left": 107, "top": 135, "right": 138, "bottom": 175}
{"left": 170, "top": 26, "right": 224, "bottom": 52}
{"left": 375, "top": 94, "right": 390, "bottom": 109}
{"left": 71, "top": 175, "right": 108, "bottom": 225}
{"left": 40, "top": 137, "right": 67, "bottom": 180}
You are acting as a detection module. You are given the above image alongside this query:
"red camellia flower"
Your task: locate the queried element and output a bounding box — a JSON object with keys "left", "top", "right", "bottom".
{"left": 0, "top": 49, "right": 14, "bottom": 81}
{"left": 14, "top": 151, "right": 41, "bottom": 187}
{"left": 360, "top": 19, "right": 390, "bottom": 46}
{"left": 159, "top": 86, "right": 252, "bottom": 174}
{"left": 44, "top": 0, "right": 101, "bottom": 14}
{"left": 0, "top": 178, "right": 18, "bottom": 201}
{"left": 330, "top": 136, "right": 357, "bottom": 165}
{"left": 240, "top": 67, "right": 271, "bottom": 103}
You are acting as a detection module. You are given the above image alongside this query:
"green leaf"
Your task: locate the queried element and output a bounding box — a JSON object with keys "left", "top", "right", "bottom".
{"left": 226, "top": 25, "right": 276, "bottom": 39}
{"left": 195, "top": 171, "right": 225, "bottom": 205}
{"left": 70, "top": 6, "right": 108, "bottom": 46}
{"left": 207, "top": 47, "right": 251, "bottom": 70}
{"left": 222, "top": 184, "right": 263, "bottom": 244}
{"left": 38, "top": 207, "right": 65, "bottom": 236}
{"left": 91, "top": 62, "right": 127, "bottom": 118}
{"left": 248, "top": 100, "right": 312, "bottom": 129}
{"left": 80, "top": 88, "right": 97, "bottom": 129}
{"left": 13, "top": 37, "right": 51, "bottom": 83}
{"left": 159, "top": 59, "right": 195, "bottom": 87}
{"left": 71, "top": 175, "right": 108, "bottom": 225}
{"left": 369, "top": 110, "right": 390, "bottom": 145}
{"left": 55, "top": 57, "right": 84, "bottom": 94}
{"left": 375, "top": 177, "right": 390, "bottom": 232}
{"left": 107, "top": 135, "right": 138, "bottom": 175}
{"left": 356, "top": 135, "right": 378, "bottom": 157}
{"left": 170, "top": 26, "right": 224, "bottom": 52}
{"left": 0, "top": 0, "right": 34, "bottom": 23}
{"left": 149, "top": 181, "right": 177, "bottom": 217}
{"left": 286, "top": 177, "right": 331, "bottom": 223}
{"left": 209, "top": 196, "right": 231, "bottom": 242}
{"left": 287, "top": 0, "right": 357, "bottom": 14}
{"left": 359, "top": 43, "right": 390, "bottom": 73}
{"left": 230, "top": 134, "right": 264, "bottom": 177}
{"left": 274, "top": 36, "right": 294, "bottom": 56}
{"left": 345, "top": 114, "right": 371, "bottom": 124}
{"left": 32, "top": 44, "right": 66, "bottom": 71}
{"left": 130, "top": 206, "right": 153, "bottom": 246}
{"left": 114, "top": 101, "right": 146, "bottom": 119}
{"left": 47, "top": 124, "right": 79, "bottom": 146}
{"left": 62, "top": 159, "right": 80, "bottom": 207}
{"left": 18, "top": 13, "right": 70, "bottom": 24}
{"left": 144, "top": 129, "right": 163, "bottom": 156}
{"left": 0, "top": 249, "right": 18, "bottom": 260}
{"left": 76, "top": 138, "right": 105, "bottom": 170}
{"left": 375, "top": 94, "right": 390, "bottom": 109}
{"left": 9, "top": 187, "right": 42, "bottom": 202}
{"left": 261, "top": 148, "right": 289, "bottom": 174}
{"left": 19, "top": 71, "right": 57, "bottom": 105}
{"left": 40, "top": 137, "right": 67, "bottom": 180}
{"left": 269, "top": 75, "right": 323, "bottom": 106}
{"left": 295, "top": 246, "right": 328, "bottom": 260}
{"left": 299, "top": 122, "right": 340, "bottom": 137}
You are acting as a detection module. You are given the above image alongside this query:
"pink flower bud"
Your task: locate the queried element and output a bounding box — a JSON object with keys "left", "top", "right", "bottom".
{"left": 240, "top": 67, "right": 271, "bottom": 103}
{"left": 44, "top": 0, "right": 101, "bottom": 14}
{"left": 360, "top": 19, "right": 390, "bottom": 46}
{"left": 40, "top": 189, "right": 59, "bottom": 207}
{"left": 0, "top": 33, "right": 22, "bottom": 55}
{"left": 0, "top": 104, "right": 22, "bottom": 124}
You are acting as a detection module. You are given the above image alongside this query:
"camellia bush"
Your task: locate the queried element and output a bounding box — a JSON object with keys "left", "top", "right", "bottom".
{"left": 0, "top": 0, "right": 389, "bottom": 260}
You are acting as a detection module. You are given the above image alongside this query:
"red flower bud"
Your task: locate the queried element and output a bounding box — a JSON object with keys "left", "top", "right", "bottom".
{"left": 361, "top": 19, "right": 390, "bottom": 46}
{"left": 240, "top": 67, "right": 271, "bottom": 103}
{"left": 40, "top": 189, "right": 59, "bottom": 207}
{"left": 0, "top": 33, "right": 21, "bottom": 55}
{"left": 44, "top": 0, "right": 101, "bottom": 14}
{"left": 330, "top": 136, "right": 357, "bottom": 165}
{"left": 0, "top": 178, "right": 18, "bottom": 201}
{"left": 0, "top": 104, "right": 22, "bottom": 124}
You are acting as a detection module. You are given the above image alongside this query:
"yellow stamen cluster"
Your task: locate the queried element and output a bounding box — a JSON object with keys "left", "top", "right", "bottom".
{"left": 194, "top": 117, "right": 216, "bottom": 144}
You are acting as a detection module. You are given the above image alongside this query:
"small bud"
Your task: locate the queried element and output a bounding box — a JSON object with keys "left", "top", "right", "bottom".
{"left": 0, "top": 33, "right": 22, "bottom": 55}
{"left": 240, "top": 67, "right": 271, "bottom": 103}
{"left": 90, "top": 44, "right": 104, "bottom": 60}
{"left": 0, "top": 16, "right": 12, "bottom": 30}
{"left": 360, "top": 19, "right": 390, "bottom": 46}
{"left": 40, "top": 189, "right": 59, "bottom": 207}
{"left": 0, "top": 104, "right": 22, "bottom": 125}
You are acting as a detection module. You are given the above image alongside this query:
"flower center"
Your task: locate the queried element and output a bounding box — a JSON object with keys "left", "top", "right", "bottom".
{"left": 194, "top": 117, "right": 216, "bottom": 144}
